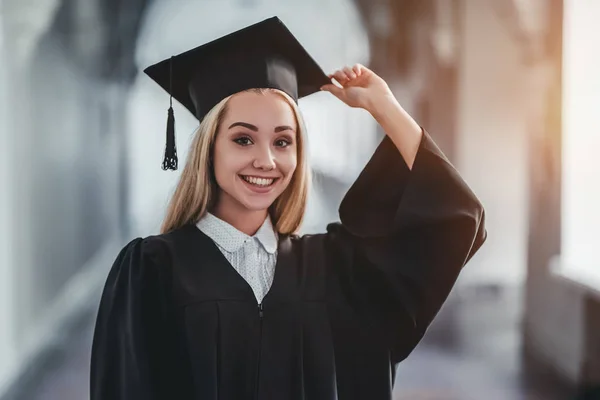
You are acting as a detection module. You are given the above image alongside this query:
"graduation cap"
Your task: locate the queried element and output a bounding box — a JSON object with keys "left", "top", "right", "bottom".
{"left": 143, "top": 16, "right": 330, "bottom": 171}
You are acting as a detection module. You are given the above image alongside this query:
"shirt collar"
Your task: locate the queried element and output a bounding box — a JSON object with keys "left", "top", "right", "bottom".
{"left": 254, "top": 216, "right": 278, "bottom": 253}
{"left": 196, "top": 212, "right": 278, "bottom": 254}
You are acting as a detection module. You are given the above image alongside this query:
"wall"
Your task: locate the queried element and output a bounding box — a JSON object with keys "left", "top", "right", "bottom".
{"left": 454, "top": 0, "right": 529, "bottom": 286}
{"left": 0, "top": 15, "right": 17, "bottom": 391}
{"left": 524, "top": 62, "right": 586, "bottom": 384}
{"left": 0, "top": 0, "right": 147, "bottom": 392}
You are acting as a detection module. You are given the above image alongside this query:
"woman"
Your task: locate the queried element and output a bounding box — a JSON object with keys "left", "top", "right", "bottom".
{"left": 90, "top": 17, "right": 487, "bottom": 400}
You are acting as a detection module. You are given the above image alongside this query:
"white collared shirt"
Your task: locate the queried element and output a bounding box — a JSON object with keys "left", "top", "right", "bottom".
{"left": 196, "top": 213, "right": 278, "bottom": 303}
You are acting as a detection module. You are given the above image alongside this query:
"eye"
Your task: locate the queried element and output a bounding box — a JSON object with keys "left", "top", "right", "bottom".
{"left": 275, "top": 138, "right": 293, "bottom": 148}
{"left": 233, "top": 136, "right": 253, "bottom": 146}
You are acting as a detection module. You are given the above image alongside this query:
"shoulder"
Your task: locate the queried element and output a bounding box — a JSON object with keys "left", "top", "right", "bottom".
{"left": 112, "top": 225, "right": 193, "bottom": 279}
{"left": 99, "top": 234, "right": 182, "bottom": 316}
{"left": 141, "top": 224, "right": 199, "bottom": 260}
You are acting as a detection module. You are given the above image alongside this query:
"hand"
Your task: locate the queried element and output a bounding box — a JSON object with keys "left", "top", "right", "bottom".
{"left": 320, "top": 64, "right": 395, "bottom": 113}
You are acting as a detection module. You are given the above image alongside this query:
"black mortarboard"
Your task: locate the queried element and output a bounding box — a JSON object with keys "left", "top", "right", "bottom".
{"left": 143, "top": 16, "right": 330, "bottom": 170}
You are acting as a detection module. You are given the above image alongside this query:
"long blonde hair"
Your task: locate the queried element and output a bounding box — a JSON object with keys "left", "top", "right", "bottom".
{"left": 160, "top": 88, "right": 310, "bottom": 235}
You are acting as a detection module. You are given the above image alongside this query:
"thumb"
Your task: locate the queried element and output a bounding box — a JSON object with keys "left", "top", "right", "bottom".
{"left": 320, "top": 84, "right": 345, "bottom": 98}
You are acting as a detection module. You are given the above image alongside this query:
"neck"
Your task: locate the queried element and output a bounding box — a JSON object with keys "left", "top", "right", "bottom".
{"left": 211, "top": 203, "right": 268, "bottom": 236}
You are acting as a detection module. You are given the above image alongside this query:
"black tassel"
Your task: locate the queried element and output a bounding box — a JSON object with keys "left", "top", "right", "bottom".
{"left": 162, "top": 106, "right": 178, "bottom": 170}
{"left": 162, "top": 56, "right": 178, "bottom": 171}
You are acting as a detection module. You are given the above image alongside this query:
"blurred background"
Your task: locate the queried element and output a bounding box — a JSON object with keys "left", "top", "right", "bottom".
{"left": 0, "top": 0, "right": 599, "bottom": 399}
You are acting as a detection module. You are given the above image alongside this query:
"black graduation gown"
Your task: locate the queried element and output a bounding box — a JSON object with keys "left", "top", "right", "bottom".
{"left": 90, "top": 129, "right": 487, "bottom": 400}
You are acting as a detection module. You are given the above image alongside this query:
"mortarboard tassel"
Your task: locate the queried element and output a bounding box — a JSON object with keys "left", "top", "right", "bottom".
{"left": 162, "top": 57, "right": 178, "bottom": 170}
{"left": 162, "top": 105, "right": 178, "bottom": 170}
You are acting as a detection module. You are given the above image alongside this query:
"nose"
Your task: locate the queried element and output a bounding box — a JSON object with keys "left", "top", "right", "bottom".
{"left": 252, "top": 145, "right": 276, "bottom": 171}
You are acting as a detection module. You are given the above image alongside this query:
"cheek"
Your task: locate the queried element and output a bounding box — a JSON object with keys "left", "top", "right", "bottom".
{"left": 213, "top": 146, "right": 248, "bottom": 179}
{"left": 279, "top": 152, "right": 298, "bottom": 177}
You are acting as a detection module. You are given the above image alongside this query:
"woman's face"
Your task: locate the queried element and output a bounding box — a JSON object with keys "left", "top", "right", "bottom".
{"left": 212, "top": 90, "right": 298, "bottom": 216}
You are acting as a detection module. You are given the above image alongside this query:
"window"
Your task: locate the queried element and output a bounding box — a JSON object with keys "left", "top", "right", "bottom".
{"left": 557, "top": 0, "right": 600, "bottom": 291}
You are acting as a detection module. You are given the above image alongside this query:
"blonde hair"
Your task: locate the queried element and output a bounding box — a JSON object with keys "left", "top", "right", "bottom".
{"left": 160, "top": 88, "right": 310, "bottom": 235}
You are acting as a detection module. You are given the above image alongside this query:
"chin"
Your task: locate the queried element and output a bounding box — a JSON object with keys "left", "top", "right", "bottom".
{"left": 238, "top": 196, "right": 277, "bottom": 212}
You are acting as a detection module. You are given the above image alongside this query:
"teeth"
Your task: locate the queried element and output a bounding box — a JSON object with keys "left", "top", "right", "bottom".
{"left": 242, "top": 176, "right": 275, "bottom": 187}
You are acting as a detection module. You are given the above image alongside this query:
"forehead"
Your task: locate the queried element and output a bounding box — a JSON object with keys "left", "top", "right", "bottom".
{"left": 224, "top": 91, "right": 296, "bottom": 126}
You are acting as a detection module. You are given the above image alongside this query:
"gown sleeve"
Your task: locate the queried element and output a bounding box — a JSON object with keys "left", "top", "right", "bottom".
{"left": 90, "top": 237, "right": 176, "bottom": 400}
{"left": 326, "top": 128, "right": 487, "bottom": 364}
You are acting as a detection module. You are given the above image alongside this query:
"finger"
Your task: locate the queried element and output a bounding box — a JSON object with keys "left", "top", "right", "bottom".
{"left": 333, "top": 69, "right": 350, "bottom": 82}
{"left": 358, "top": 64, "right": 374, "bottom": 75}
{"left": 342, "top": 66, "right": 357, "bottom": 80}
{"left": 320, "top": 83, "right": 345, "bottom": 98}
{"left": 330, "top": 70, "right": 349, "bottom": 84}
{"left": 352, "top": 64, "right": 363, "bottom": 76}
{"left": 326, "top": 75, "right": 345, "bottom": 90}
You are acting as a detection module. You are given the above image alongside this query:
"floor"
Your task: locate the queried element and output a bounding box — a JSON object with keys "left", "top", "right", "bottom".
{"left": 4, "top": 285, "right": 584, "bottom": 400}
{"left": 393, "top": 285, "right": 571, "bottom": 400}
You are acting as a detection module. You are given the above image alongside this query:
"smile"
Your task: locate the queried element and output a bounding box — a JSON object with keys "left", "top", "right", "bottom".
{"left": 239, "top": 175, "right": 278, "bottom": 187}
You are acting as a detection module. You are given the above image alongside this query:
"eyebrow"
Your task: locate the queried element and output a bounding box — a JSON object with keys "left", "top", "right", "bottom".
{"left": 228, "top": 122, "right": 295, "bottom": 133}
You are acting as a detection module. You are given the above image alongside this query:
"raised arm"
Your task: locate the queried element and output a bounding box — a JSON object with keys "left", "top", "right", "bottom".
{"left": 321, "top": 65, "right": 487, "bottom": 363}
